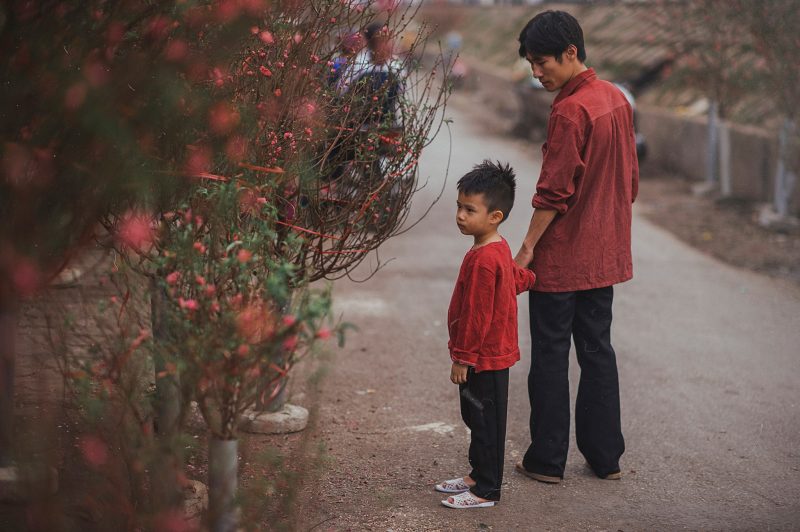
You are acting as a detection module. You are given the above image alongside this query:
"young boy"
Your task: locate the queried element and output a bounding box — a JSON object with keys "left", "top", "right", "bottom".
{"left": 436, "top": 160, "right": 536, "bottom": 509}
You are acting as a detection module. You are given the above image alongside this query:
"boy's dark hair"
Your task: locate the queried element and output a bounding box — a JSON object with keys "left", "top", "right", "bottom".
{"left": 457, "top": 160, "right": 516, "bottom": 223}
{"left": 517, "top": 10, "right": 586, "bottom": 63}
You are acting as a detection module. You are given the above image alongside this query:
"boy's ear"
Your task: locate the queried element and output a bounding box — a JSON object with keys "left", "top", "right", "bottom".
{"left": 490, "top": 209, "right": 504, "bottom": 225}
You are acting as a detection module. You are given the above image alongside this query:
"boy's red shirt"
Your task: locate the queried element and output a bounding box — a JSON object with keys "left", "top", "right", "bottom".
{"left": 448, "top": 238, "right": 536, "bottom": 372}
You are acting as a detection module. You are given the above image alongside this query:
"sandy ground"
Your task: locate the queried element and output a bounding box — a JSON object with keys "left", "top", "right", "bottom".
{"left": 290, "top": 95, "right": 800, "bottom": 531}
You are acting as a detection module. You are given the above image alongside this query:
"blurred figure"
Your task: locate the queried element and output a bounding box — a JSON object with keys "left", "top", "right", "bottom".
{"left": 329, "top": 31, "right": 366, "bottom": 86}
{"left": 336, "top": 22, "right": 406, "bottom": 129}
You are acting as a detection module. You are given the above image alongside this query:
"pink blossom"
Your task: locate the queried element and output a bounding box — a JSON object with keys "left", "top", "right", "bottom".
{"left": 236, "top": 301, "right": 276, "bottom": 342}
{"left": 106, "top": 22, "right": 125, "bottom": 45}
{"left": 282, "top": 315, "right": 296, "bottom": 327}
{"left": 259, "top": 65, "right": 272, "bottom": 77}
{"left": 212, "top": 67, "right": 226, "bottom": 87}
{"left": 12, "top": 259, "right": 40, "bottom": 296}
{"left": 259, "top": 30, "right": 274, "bottom": 45}
{"left": 165, "top": 39, "right": 188, "bottom": 62}
{"left": 237, "top": 249, "right": 253, "bottom": 263}
{"left": 250, "top": 26, "right": 260, "bottom": 35}
{"left": 316, "top": 327, "right": 332, "bottom": 340}
{"left": 214, "top": 0, "right": 241, "bottom": 22}
{"left": 282, "top": 335, "right": 298, "bottom": 351}
{"left": 193, "top": 242, "right": 206, "bottom": 254}
{"left": 195, "top": 275, "right": 206, "bottom": 286}
{"left": 209, "top": 102, "right": 240, "bottom": 135}
{"left": 79, "top": 435, "right": 108, "bottom": 467}
{"left": 179, "top": 298, "right": 199, "bottom": 311}
{"left": 184, "top": 145, "right": 211, "bottom": 175}
{"left": 65, "top": 83, "right": 88, "bottom": 110}
{"left": 83, "top": 58, "right": 110, "bottom": 87}
{"left": 210, "top": 301, "right": 220, "bottom": 313}
{"left": 205, "top": 284, "right": 216, "bottom": 296}
{"left": 273, "top": 88, "right": 282, "bottom": 97}
{"left": 117, "top": 211, "right": 155, "bottom": 249}
{"left": 237, "top": 344, "right": 250, "bottom": 357}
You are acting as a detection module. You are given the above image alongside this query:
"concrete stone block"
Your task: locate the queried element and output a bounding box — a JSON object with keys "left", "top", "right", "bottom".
{"left": 240, "top": 404, "right": 309, "bottom": 435}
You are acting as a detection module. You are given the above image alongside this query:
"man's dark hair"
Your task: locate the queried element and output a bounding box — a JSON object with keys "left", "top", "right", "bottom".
{"left": 457, "top": 160, "right": 516, "bottom": 223}
{"left": 364, "top": 22, "right": 387, "bottom": 48}
{"left": 517, "top": 10, "right": 586, "bottom": 63}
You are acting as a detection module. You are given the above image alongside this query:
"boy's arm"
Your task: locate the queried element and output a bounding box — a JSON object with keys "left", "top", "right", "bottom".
{"left": 449, "top": 264, "right": 496, "bottom": 368}
{"left": 513, "top": 262, "right": 537, "bottom": 294}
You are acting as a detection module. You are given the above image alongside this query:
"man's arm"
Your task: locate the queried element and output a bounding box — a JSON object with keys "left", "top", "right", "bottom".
{"left": 514, "top": 208, "right": 557, "bottom": 268}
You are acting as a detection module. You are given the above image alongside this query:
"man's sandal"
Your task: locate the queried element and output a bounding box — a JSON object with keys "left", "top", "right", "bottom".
{"left": 434, "top": 477, "right": 472, "bottom": 494}
{"left": 441, "top": 491, "right": 497, "bottom": 509}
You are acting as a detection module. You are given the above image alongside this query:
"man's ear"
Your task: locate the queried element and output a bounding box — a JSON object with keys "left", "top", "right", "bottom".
{"left": 490, "top": 209, "right": 504, "bottom": 225}
{"left": 565, "top": 44, "right": 578, "bottom": 61}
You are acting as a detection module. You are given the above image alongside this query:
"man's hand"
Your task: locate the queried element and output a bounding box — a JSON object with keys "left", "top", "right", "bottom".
{"left": 514, "top": 244, "right": 534, "bottom": 268}
{"left": 450, "top": 362, "right": 469, "bottom": 384}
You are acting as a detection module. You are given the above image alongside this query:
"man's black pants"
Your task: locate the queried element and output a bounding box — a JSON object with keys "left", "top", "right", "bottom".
{"left": 522, "top": 286, "right": 625, "bottom": 478}
{"left": 460, "top": 367, "right": 509, "bottom": 501}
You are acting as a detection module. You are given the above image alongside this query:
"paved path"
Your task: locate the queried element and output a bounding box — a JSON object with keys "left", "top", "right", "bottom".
{"left": 297, "top": 102, "right": 800, "bottom": 531}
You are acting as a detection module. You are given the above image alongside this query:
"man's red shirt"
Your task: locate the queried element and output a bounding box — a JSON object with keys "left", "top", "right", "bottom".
{"left": 532, "top": 68, "right": 639, "bottom": 292}
{"left": 448, "top": 239, "right": 536, "bottom": 372}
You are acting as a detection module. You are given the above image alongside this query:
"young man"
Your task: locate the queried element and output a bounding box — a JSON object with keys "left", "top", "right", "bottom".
{"left": 513, "top": 11, "right": 639, "bottom": 482}
{"left": 437, "top": 161, "right": 536, "bottom": 509}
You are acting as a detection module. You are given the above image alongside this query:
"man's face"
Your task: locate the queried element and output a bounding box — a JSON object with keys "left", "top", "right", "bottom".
{"left": 525, "top": 47, "right": 578, "bottom": 92}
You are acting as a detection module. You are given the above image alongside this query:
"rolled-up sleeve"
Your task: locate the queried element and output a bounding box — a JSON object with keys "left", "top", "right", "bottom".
{"left": 532, "top": 113, "right": 585, "bottom": 214}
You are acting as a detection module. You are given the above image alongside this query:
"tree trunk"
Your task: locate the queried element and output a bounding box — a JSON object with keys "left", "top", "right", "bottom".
{"left": 0, "top": 300, "right": 16, "bottom": 468}
{"left": 706, "top": 100, "right": 720, "bottom": 186}
{"left": 774, "top": 118, "right": 798, "bottom": 217}
{"left": 208, "top": 437, "right": 239, "bottom": 532}
{"left": 719, "top": 119, "right": 732, "bottom": 197}
{"left": 149, "top": 278, "right": 184, "bottom": 513}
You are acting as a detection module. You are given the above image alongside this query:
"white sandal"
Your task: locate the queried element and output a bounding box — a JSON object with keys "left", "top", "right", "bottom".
{"left": 441, "top": 491, "right": 497, "bottom": 509}
{"left": 434, "top": 477, "right": 471, "bottom": 494}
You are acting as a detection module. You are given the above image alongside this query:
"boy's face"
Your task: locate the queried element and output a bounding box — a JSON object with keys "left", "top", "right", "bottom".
{"left": 456, "top": 191, "right": 502, "bottom": 236}
{"left": 525, "top": 45, "right": 580, "bottom": 92}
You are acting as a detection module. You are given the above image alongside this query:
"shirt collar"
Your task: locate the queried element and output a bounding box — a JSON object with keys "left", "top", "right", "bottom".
{"left": 554, "top": 68, "right": 596, "bottom": 105}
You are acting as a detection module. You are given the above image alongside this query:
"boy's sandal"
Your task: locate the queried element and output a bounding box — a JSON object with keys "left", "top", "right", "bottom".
{"left": 441, "top": 491, "right": 497, "bottom": 509}
{"left": 434, "top": 477, "right": 471, "bottom": 494}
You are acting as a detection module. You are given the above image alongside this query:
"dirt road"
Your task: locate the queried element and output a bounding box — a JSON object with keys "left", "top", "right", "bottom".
{"left": 294, "top": 102, "right": 800, "bottom": 531}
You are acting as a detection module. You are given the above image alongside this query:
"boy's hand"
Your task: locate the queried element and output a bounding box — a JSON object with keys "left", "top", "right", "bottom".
{"left": 514, "top": 245, "right": 534, "bottom": 268}
{"left": 450, "top": 362, "right": 469, "bottom": 384}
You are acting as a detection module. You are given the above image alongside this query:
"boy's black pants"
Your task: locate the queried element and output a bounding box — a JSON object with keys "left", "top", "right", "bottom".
{"left": 522, "top": 286, "right": 625, "bottom": 479}
{"left": 460, "top": 367, "right": 509, "bottom": 501}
